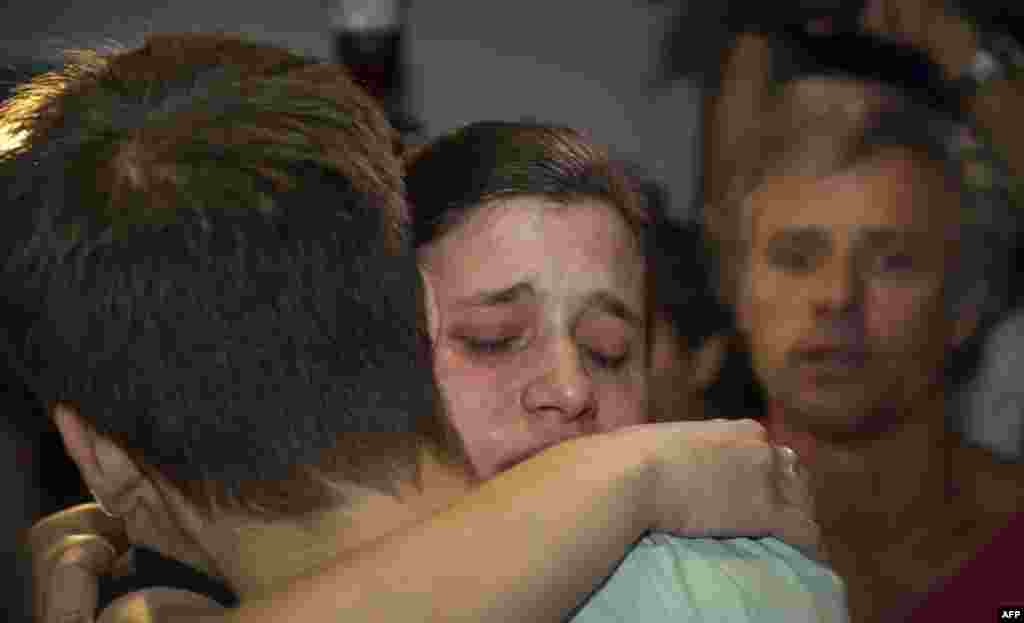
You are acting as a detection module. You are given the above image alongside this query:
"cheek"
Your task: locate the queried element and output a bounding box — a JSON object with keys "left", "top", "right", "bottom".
{"left": 432, "top": 344, "right": 531, "bottom": 477}
{"left": 434, "top": 349, "right": 505, "bottom": 435}
{"left": 742, "top": 271, "right": 803, "bottom": 357}
{"left": 865, "top": 286, "right": 946, "bottom": 351}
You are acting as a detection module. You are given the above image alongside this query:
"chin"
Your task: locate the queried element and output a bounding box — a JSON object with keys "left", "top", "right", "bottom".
{"left": 784, "top": 388, "right": 900, "bottom": 442}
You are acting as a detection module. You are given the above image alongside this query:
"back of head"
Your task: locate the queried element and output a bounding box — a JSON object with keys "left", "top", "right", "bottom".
{"left": 0, "top": 33, "right": 443, "bottom": 520}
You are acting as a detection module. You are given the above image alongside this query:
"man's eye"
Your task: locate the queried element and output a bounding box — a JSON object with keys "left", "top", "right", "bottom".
{"left": 460, "top": 336, "right": 520, "bottom": 354}
{"left": 871, "top": 253, "right": 915, "bottom": 274}
{"left": 768, "top": 248, "right": 813, "bottom": 272}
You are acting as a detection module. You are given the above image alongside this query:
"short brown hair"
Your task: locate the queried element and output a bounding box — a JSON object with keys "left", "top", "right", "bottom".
{"left": 404, "top": 121, "right": 654, "bottom": 359}
{"left": 1, "top": 33, "right": 448, "bottom": 519}
{"left": 404, "top": 121, "right": 649, "bottom": 250}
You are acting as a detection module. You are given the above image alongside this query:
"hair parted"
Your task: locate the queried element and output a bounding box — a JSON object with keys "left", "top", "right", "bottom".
{"left": 403, "top": 120, "right": 655, "bottom": 365}
{"left": 0, "top": 32, "right": 446, "bottom": 519}
{"left": 403, "top": 120, "right": 649, "bottom": 250}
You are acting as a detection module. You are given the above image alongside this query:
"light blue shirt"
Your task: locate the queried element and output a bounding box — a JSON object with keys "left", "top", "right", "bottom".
{"left": 571, "top": 534, "right": 848, "bottom": 623}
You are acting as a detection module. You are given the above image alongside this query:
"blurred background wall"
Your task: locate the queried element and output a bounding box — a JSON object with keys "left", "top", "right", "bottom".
{"left": 0, "top": 0, "right": 702, "bottom": 220}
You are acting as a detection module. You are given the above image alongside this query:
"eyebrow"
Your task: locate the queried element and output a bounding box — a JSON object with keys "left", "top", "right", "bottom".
{"left": 858, "top": 228, "right": 930, "bottom": 248}
{"left": 766, "top": 226, "right": 929, "bottom": 249}
{"left": 579, "top": 291, "right": 642, "bottom": 330}
{"left": 765, "top": 227, "right": 831, "bottom": 254}
{"left": 453, "top": 281, "right": 536, "bottom": 309}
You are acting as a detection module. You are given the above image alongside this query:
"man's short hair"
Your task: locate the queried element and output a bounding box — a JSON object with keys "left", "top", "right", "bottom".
{"left": 715, "top": 76, "right": 1019, "bottom": 324}
{"left": 0, "top": 33, "right": 446, "bottom": 519}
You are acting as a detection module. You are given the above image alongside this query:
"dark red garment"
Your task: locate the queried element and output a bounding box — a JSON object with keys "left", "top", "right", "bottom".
{"left": 761, "top": 402, "right": 1024, "bottom": 619}
{"left": 903, "top": 511, "right": 1024, "bottom": 622}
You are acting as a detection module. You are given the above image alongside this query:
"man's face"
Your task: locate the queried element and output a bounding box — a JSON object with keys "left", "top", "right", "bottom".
{"left": 736, "top": 151, "right": 966, "bottom": 438}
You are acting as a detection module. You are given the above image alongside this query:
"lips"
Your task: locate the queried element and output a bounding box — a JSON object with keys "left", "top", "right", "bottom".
{"left": 797, "top": 344, "right": 867, "bottom": 373}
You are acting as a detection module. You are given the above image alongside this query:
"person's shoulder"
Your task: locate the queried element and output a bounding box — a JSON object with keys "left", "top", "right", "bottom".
{"left": 960, "top": 444, "right": 1024, "bottom": 512}
{"left": 97, "top": 588, "right": 227, "bottom": 623}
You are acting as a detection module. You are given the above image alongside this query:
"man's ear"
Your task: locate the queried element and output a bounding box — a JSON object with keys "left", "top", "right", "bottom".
{"left": 52, "top": 404, "right": 145, "bottom": 518}
{"left": 54, "top": 405, "right": 225, "bottom": 579}
{"left": 691, "top": 333, "right": 728, "bottom": 391}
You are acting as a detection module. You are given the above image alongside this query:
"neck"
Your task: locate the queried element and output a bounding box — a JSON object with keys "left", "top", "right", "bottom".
{"left": 206, "top": 450, "right": 474, "bottom": 600}
{"left": 765, "top": 389, "right": 961, "bottom": 541}
{"left": 767, "top": 386, "right": 1024, "bottom": 621}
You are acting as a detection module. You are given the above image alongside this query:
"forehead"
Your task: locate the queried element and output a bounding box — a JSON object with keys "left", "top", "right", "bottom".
{"left": 421, "top": 195, "right": 643, "bottom": 302}
{"left": 746, "top": 152, "right": 954, "bottom": 242}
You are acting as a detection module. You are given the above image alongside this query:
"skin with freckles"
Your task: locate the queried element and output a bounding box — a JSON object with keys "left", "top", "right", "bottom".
{"left": 737, "top": 148, "right": 966, "bottom": 440}
{"left": 420, "top": 196, "right": 648, "bottom": 479}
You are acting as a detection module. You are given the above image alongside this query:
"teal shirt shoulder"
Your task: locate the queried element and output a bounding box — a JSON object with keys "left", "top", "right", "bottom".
{"left": 571, "top": 534, "right": 848, "bottom": 623}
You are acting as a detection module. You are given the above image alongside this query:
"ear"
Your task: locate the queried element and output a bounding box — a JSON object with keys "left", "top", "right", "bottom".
{"left": 690, "top": 333, "right": 728, "bottom": 391}
{"left": 52, "top": 404, "right": 145, "bottom": 518}
{"left": 54, "top": 405, "right": 226, "bottom": 579}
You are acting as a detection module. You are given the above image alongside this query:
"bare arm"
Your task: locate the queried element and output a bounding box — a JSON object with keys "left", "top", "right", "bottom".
{"left": 212, "top": 421, "right": 810, "bottom": 623}
{"left": 36, "top": 420, "right": 811, "bottom": 623}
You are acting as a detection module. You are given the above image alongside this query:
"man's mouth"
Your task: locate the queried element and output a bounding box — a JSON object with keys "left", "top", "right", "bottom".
{"left": 796, "top": 344, "right": 867, "bottom": 372}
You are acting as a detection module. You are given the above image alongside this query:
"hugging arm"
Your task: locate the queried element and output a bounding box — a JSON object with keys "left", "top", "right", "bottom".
{"left": 36, "top": 420, "right": 813, "bottom": 623}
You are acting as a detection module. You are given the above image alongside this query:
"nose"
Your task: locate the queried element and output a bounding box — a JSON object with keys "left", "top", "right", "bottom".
{"left": 812, "top": 254, "right": 863, "bottom": 318}
{"left": 521, "top": 337, "right": 596, "bottom": 423}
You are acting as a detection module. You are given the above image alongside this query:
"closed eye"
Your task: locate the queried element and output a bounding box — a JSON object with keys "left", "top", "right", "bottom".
{"left": 459, "top": 335, "right": 520, "bottom": 355}
{"left": 585, "top": 346, "right": 629, "bottom": 370}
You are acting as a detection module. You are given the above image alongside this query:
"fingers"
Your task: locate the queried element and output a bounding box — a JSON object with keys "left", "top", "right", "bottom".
{"left": 29, "top": 504, "right": 129, "bottom": 567}
{"left": 769, "top": 445, "right": 821, "bottom": 558}
{"left": 773, "top": 503, "right": 823, "bottom": 562}
{"left": 38, "top": 535, "right": 117, "bottom": 623}
{"left": 45, "top": 565, "right": 100, "bottom": 623}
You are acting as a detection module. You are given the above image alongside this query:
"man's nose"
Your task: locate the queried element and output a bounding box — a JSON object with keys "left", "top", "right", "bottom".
{"left": 812, "top": 255, "right": 863, "bottom": 317}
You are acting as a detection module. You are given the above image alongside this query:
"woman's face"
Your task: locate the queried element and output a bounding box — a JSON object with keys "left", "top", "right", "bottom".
{"left": 420, "top": 196, "right": 649, "bottom": 479}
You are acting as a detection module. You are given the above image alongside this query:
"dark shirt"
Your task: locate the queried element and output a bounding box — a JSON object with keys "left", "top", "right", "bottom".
{"left": 904, "top": 511, "right": 1024, "bottom": 621}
